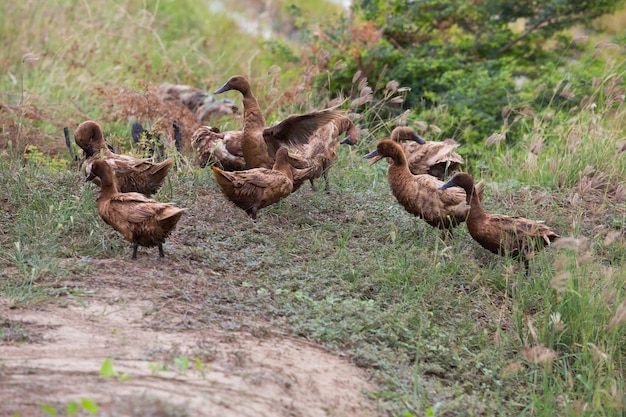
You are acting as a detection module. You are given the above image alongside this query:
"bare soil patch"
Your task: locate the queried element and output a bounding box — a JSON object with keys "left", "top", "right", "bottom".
{"left": 0, "top": 259, "right": 377, "bottom": 417}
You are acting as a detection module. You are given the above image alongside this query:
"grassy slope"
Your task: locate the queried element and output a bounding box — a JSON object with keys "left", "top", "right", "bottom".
{"left": 1, "top": 1, "right": 626, "bottom": 416}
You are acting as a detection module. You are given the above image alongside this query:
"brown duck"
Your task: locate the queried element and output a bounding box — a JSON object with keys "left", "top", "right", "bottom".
{"left": 390, "top": 126, "right": 464, "bottom": 180}
{"left": 75, "top": 121, "right": 173, "bottom": 196}
{"left": 214, "top": 75, "right": 343, "bottom": 169}
{"left": 191, "top": 126, "right": 246, "bottom": 170}
{"left": 157, "top": 83, "right": 239, "bottom": 123}
{"left": 211, "top": 146, "right": 294, "bottom": 219}
{"left": 365, "top": 140, "right": 484, "bottom": 239}
{"left": 439, "top": 172, "right": 560, "bottom": 273}
{"left": 291, "top": 115, "right": 360, "bottom": 192}
{"left": 85, "top": 159, "right": 185, "bottom": 259}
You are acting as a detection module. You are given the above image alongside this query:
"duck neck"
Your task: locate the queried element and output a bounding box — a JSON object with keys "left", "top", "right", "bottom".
{"left": 463, "top": 184, "right": 485, "bottom": 219}
{"left": 387, "top": 153, "right": 412, "bottom": 179}
{"left": 91, "top": 128, "right": 108, "bottom": 152}
{"left": 241, "top": 90, "right": 266, "bottom": 130}
{"left": 273, "top": 158, "right": 294, "bottom": 181}
{"left": 96, "top": 170, "right": 119, "bottom": 199}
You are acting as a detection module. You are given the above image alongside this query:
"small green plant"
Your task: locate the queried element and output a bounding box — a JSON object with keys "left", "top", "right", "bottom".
{"left": 39, "top": 398, "right": 99, "bottom": 416}
{"left": 174, "top": 355, "right": 190, "bottom": 371}
{"left": 100, "top": 358, "right": 130, "bottom": 381}
{"left": 148, "top": 362, "right": 169, "bottom": 375}
{"left": 23, "top": 145, "right": 70, "bottom": 171}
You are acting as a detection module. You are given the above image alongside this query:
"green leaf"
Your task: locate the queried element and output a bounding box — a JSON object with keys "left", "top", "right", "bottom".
{"left": 81, "top": 398, "right": 99, "bottom": 414}
{"left": 174, "top": 355, "right": 190, "bottom": 370}
{"left": 38, "top": 405, "right": 58, "bottom": 415}
{"left": 100, "top": 358, "right": 118, "bottom": 377}
{"left": 118, "top": 372, "right": 131, "bottom": 381}
{"left": 66, "top": 401, "right": 78, "bottom": 415}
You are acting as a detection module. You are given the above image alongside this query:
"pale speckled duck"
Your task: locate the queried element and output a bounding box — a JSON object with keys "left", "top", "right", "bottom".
{"left": 211, "top": 146, "right": 294, "bottom": 219}
{"left": 75, "top": 121, "right": 173, "bottom": 196}
{"left": 365, "top": 140, "right": 484, "bottom": 239}
{"left": 291, "top": 115, "right": 359, "bottom": 192}
{"left": 157, "top": 83, "right": 239, "bottom": 123}
{"left": 214, "top": 75, "right": 343, "bottom": 170}
{"left": 390, "top": 126, "right": 464, "bottom": 180}
{"left": 85, "top": 159, "right": 185, "bottom": 260}
{"left": 191, "top": 126, "right": 246, "bottom": 170}
{"left": 439, "top": 172, "right": 560, "bottom": 273}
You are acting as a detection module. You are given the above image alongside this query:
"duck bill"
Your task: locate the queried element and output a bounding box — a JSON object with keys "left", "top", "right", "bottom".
{"left": 438, "top": 178, "right": 455, "bottom": 190}
{"left": 340, "top": 134, "right": 356, "bottom": 145}
{"left": 84, "top": 172, "right": 96, "bottom": 182}
{"left": 83, "top": 144, "right": 95, "bottom": 158}
{"left": 412, "top": 133, "right": 426, "bottom": 145}
{"left": 214, "top": 82, "right": 232, "bottom": 94}
{"left": 363, "top": 149, "right": 383, "bottom": 165}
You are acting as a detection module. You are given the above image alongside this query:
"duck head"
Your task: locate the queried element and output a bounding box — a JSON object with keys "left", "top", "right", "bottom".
{"left": 84, "top": 159, "right": 110, "bottom": 183}
{"left": 340, "top": 122, "right": 360, "bottom": 145}
{"left": 390, "top": 126, "right": 426, "bottom": 144}
{"left": 75, "top": 120, "right": 107, "bottom": 157}
{"left": 438, "top": 172, "right": 475, "bottom": 192}
{"left": 215, "top": 75, "right": 250, "bottom": 95}
{"left": 363, "top": 139, "right": 405, "bottom": 165}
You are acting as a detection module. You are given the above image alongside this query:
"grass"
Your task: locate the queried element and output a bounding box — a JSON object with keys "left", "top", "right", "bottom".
{"left": 1, "top": 0, "right": 626, "bottom": 416}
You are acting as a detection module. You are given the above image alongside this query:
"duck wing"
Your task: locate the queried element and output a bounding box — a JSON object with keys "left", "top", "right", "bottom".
{"left": 512, "top": 217, "right": 560, "bottom": 243}
{"left": 192, "top": 126, "right": 245, "bottom": 169}
{"left": 223, "top": 130, "right": 244, "bottom": 155}
{"left": 262, "top": 108, "right": 343, "bottom": 150}
{"left": 108, "top": 193, "right": 157, "bottom": 223}
{"left": 422, "top": 141, "right": 463, "bottom": 167}
{"left": 109, "top": 193, "right": 181, "bottom": 224}
{"left": 224, "top": 169, "right": 290, "bottom": 189}
{"left": 437, "top": 184, "right": 469, "bottom": 207}
{"left": 398, "top": 175, "right": 468, "bottom": 227}
{"left": 103, "top": 153, "right": 152, "bottom": 168}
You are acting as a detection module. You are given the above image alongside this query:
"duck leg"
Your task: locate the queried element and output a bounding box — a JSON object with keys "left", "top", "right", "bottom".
{"left": 440, "top": 229, "right": 453, "bottom": 242}
{"left": 323, "top": 170, "right": 331, "bottom": 193}
{"left": 131, "top": 242, "right": 139, "bottom": 260}
{"left": 247, "top": 205, "right": 258, "bottom": 220}
{"left": 309, "top": 178, "right": 317, "bottom": 192}
{"left": 158, "top": 244, "right": 165, "bottom": 258}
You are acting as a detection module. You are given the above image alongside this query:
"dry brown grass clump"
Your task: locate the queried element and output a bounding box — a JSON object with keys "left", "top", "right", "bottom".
{"left": 94, "top": 82, "right": 241, "bottom": 152}
{"left": 0, "top": 99, "right": 67, "bottom": 157}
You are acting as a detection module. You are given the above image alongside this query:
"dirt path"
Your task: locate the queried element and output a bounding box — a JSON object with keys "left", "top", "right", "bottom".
{"left": 0, "top": 260, "right": 378, "bottom": 417}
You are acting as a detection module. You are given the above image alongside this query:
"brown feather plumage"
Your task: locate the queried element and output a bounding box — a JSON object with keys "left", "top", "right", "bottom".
{"left": 291, "top": 116, "right": 360, "bottom": 192}
{"left": 211, "top": 147, "right": 294, "bottom": 219}
{"left": 191, "top": 125, "right": 246, "bottom": 170}
{"left": 439, "top": 172, "right": 560, "bottom": 272}
{"left": 365, "top": 140, "right": 483, "bottom": 238}
{"left": 390, "top": 126, "right": 463, "bottom": 179}
{"left": 85, "top": 159, "right": 185, "bottom": 259}
{"left": 214, "top": 75, "right": 343, "bottom": 169}
{"left": 75, "top": 121, "right": 173, "bottom": 196}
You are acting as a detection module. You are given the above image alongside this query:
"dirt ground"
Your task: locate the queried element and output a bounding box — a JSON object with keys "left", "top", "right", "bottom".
{"left": 0, "top": 259, "right": 378, "bottom": 417}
